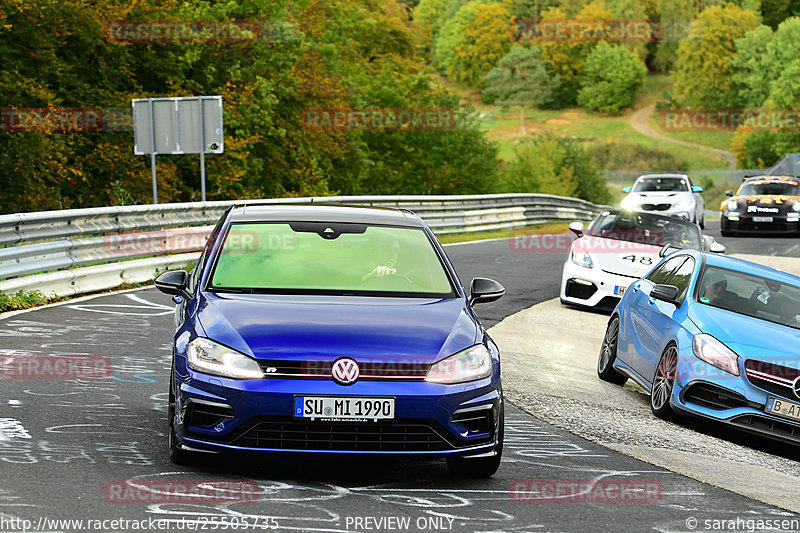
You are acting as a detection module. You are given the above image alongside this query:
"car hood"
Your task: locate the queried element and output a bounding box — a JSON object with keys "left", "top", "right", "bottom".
{"left": 723, "top": 195, "right": 797, "bottom": 213}
{"left": 578, "top": 236, "right": 661, "bottom": 278}
{"left": 194, "top": 292, "right": 480, "bottom": 363}
{"left": 688, "top": 303, "right": 800, "bottom": 361}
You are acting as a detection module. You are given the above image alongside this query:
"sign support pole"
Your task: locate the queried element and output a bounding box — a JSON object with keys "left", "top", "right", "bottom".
{"left": 199, "top": 97, "right": 206, "bottom": 202}
{"left": 148, "top": 100, "right": 157, "bottom": 204}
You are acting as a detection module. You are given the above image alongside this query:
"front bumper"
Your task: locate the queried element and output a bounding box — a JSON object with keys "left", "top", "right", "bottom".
{"left": 560, "top": 260, "right": 636, "bottom": 309}
{"left": 721, "top": 214, "right": 800, "bottom": 234}
{"left": 173, "top": 370, "right": 502, "bottom": 457}
{"left": 636, "top": 207, "right": 694, "bottom": 221}
{"left": 670, "top": 353, "right": 800, "bottom": 446}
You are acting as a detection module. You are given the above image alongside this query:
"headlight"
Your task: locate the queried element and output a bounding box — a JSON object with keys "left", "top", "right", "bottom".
{"left": 673, "top": 199, "right": 695, "bottom": 210}
{"left": 620, "top": 196, "right": 638, "bottom": 210}
{"left": 570, "top": 246, "right": 593, "bottom": 269}
{"left": 792, "top": 202, "right": 800, "bottom": 212}
{"left": 725, "top": 200, "right": 739, "bottom": 212}
{"left": 426, "top": 344, "right": 492, "bottom": 384}
{"left": 692, "top": 334, "right": 740, "bottom": 376}
{"left": 187, "top": 337, "right": 264, "bottom": 379}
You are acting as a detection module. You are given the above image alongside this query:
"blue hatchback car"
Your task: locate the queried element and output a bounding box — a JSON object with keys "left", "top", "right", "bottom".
{"left": 155, "top": 205, "right": 505, "bottom": 476}
{"left": 598, "top": 248, "right": 800, "bottom": 445}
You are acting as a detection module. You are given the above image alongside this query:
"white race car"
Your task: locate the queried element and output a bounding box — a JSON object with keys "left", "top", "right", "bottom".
{"left": 560, "top": 210, "right": 722, "bottom": 310}
{"left": 620, "top": 174, "right": 706, "bottom": 228}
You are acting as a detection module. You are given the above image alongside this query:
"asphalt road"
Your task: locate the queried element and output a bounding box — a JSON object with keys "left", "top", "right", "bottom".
{"left": 0, "top": 230, "right": 799, "bottom": 533}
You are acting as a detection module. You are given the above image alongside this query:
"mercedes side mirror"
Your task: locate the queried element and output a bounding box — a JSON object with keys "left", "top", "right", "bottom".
{"left": 724, "top": 190, "right": 735, "bottom": 197}
{"left": 469, "top": 277, "right": 505, "bottom": 306}
{"left": 651, "top": 284, "right": 679, "bottom": 304}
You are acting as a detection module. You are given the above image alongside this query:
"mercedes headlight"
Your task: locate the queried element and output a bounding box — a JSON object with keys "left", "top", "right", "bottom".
{"left": 692, "top": 334, "right": 740, "bottom": 376}
{"left": 570, "top": 246, "right": 594, "bottom": 269}
{"left": 426, "top": 344, "right": 492, "bottom": 384}
{"left": 187, "top": 337, "right": 264, "bottom": 379}
{"left": 725, "top": 200, "right": 739, "bottom": 212}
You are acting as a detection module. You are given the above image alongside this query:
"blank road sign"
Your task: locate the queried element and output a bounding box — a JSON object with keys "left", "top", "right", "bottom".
{"left": 133, "top": 96, "right": 223, "bottom": 155}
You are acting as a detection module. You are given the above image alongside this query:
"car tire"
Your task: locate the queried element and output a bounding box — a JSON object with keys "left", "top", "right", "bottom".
{"left": 168, "top": 371, "right": 196, "bottom": 465}
{"left": 597, "top": 316, "right": 628, "bottom": 385}
{"left": 446, "top": 406, "right": 503, "bottom": 477}
{"left": 651, "top": 345, "right": 679, "bottom": 420}
{"left": 720, "top": 230, "right": 731, "bottom": 237}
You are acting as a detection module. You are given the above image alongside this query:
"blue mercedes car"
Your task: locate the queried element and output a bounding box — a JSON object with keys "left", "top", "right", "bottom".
{"left": 154, "top": 204, "right": 505, "bottom": 476}
{"left": 598, "top": 248, "right": 800, "bottom": 444}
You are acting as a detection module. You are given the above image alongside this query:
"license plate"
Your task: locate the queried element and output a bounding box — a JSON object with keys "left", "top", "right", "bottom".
{"left": 294, "top": 396, "right": 395, "bottom": 420}
{"left": 753, "top": 216, "right": 773, "bottom": 222}
{"left": 614, "top": 285, "right": 625, "bottom": 296}
{"left": 765, "top": 396, "right": 800, "bottom": 422}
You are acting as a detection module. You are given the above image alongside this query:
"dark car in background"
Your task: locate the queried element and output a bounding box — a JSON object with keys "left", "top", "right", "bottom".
{"left": 720, "top": 176, "right": 800, "bottom": 235}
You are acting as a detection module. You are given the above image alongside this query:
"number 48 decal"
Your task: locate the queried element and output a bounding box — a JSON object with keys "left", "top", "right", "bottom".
{"left": 621, "top": 255, "right": 653, "bottom": 265}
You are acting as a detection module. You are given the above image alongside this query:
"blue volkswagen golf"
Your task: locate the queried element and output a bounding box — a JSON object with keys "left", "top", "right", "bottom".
{"left": 598, "top": 248, "right": 800, "bottom": 445}
{"left": 155, "top": 204, "right": 505, "bottom": 476}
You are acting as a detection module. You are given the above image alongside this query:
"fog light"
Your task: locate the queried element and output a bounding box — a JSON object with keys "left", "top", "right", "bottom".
{"left": 727, "top": 216, "right": 740, "bottom": 221}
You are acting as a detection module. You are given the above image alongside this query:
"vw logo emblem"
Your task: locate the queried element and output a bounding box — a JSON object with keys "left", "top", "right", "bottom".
{"left": 793, "top": 376, "right": 800, "bottom": 401}
{"left": 331, "top": 357, "right": 359, "bottom": 385}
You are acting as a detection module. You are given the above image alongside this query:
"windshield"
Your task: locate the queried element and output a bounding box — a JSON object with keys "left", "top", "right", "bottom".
{"left": 587, "top": 211, "right": 702, "bottom": 248}
{"left": 737, "top": 179, "right": 799, "bottom": 196}
{"left": 697, "top": 266, "right": 800, "bottom": 330}
{"left": 633, "top": 177, "right": 689, "bottom": 192}
{"left": 208, "top": 222, "right": 455, "bottom": 297}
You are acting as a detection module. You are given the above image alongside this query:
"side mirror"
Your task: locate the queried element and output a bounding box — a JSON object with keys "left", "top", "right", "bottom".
{"left": 651, "top": 284, "right": 679, "bottom": 304}
{"left": 622, "top": 186, "right": 632, "bottom": 193}
{"left": 155, "top": 270, "right": 189, "bottom": 296}
{"left": 469, "top": 277, "right": 505, "bottom": 306}
{"left": 568, "top": 221, "right": 584, "bottom": 237}
{"left": 692, "top": 186, "right": 704, "bottom": 193}
{"left": 724, "top": 189, "right": 735, "bottom": 197}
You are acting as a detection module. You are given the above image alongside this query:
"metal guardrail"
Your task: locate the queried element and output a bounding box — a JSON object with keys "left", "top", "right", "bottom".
{"left": 0, "top": 194, "right": 608, "bottom": 298}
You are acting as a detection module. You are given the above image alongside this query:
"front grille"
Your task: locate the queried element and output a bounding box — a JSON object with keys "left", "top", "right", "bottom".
{"left": 565, "top": 279, "right": 597, "bottom": 300}
{"left": 730, "top": 414, "right": 800, "bottom": 444}
{"left": 744, "top": 360, "right": 800, "bottom": 401}
{"left": 230, "top": 418, "right": 456, "bottom": 451}
{"left": 640, "top": 203, "right": 671, "bottom": 211}
{"left": 257, "top": 360, "right": 429, "bottom": 380}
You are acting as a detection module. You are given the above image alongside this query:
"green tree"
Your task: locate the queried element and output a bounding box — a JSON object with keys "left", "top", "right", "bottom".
{"left": 577, "top": 42, "right": 647, "bottom": 114}
{"left": 481, "top": 45, "right": 560, "bottom": 131}
{"left": 500, "top": 134, "right": 611, "bottom": 203}
{"left": 671, "top": 4, "right": 759, "bottom": 108}
{"left": 434, "top": 2, "right": 513, "bottom": 86}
